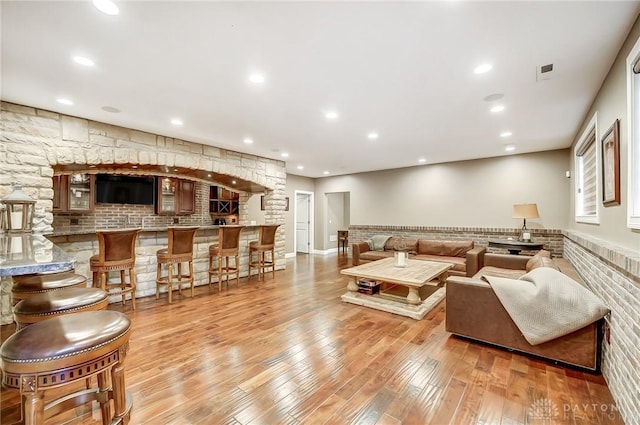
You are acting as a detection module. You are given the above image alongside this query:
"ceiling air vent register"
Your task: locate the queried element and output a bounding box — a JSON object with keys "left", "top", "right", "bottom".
{"left": 536, "top": 63, "right": 555, "bottom": 81}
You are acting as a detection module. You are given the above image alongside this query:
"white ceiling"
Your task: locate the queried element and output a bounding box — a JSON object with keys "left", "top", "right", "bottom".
{"left": 2, "top": 1, "right": 639, "bottom": 178}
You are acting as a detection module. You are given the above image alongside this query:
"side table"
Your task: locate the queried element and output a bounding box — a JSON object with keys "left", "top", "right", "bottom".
{"left": 488, "top": 239, "right": 544, "bottom": 255}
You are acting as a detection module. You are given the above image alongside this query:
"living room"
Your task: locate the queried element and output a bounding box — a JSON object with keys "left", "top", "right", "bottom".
{"left": 1, "top": 1, "right": 639, "bottom": 424}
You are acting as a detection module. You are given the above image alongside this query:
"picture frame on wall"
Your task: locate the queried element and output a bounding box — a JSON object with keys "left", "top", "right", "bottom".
{"left": 601, "top": 119, "right": 620, "bottom": 206}
{"left": 260, "top": 195, "right": 265, "bottom": 211}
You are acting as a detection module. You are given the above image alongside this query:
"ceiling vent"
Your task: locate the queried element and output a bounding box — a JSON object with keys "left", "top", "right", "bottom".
{"left": 536, "top": 63, "right": 554, "bottom": 81}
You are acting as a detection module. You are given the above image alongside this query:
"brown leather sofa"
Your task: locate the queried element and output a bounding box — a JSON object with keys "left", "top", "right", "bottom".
{"left": 352, "top": 237, "right": 485, "bottom": 277}
{"left": 445, "top": 252, "right": 603, "bottom": 372}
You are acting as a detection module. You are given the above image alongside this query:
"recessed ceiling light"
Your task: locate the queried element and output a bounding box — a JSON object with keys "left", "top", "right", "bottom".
{"left": 474, "top": 63, "right": 493, "bottom": 74}
{"left": 367, "top": 132, "right": 379, "bottom": 140}
{"left": 505, "top": 145, "right": 516, "bottom": 152}
{"left": 170, "top": 118, "right": 183, "bottom": 126}
{"left": 325, "top": 111, "right": 339, "bottom": 120}
{"left": 57, "top": 98, "right": 73, "bottom": 105}
{"left": 232, "top": 180, "right": 237, "bottom": 184}
{"left": 73, "top": 56, "right": 95, "bottom": 67}
{"left": 207, "top": 174, "right": 212, "bottom": 178}
{"left": 132, "top": 165, "right": 138, "bottom": 169}
{"left": 101, "top": 106, "right": 120, "bottom": 113}
{"left": 323, "top": 171, "right": 330, "bottom": 175}
{"left": 281, "top": 152, "right": 289, "bottom": 158}
{"left": 92, "top": 0, "right": 119, "bottom": 15}
{"left": 483, "top": 93, "right": 504, "bottom": 102}
{"left": 490, "top": 105, "right": 505, "bottom": 113}
{"left": 243, "top": 138, "right": 254, "bottom": 145}
{"left": 500, "top": 131, "right": 513, "bottom": 138}
{"left": 297, "top": 165, "right": 304, "bottom": 170}
{"left": 248, "top": 73, "right": 265, "bottom": 84}
{"left": 418, "top": 158, "right": 427, "bottom": 163}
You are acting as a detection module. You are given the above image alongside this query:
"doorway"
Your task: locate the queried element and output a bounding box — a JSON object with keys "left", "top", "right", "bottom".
{"left": 295, "top": 191, "right": 314, "bottom": 254}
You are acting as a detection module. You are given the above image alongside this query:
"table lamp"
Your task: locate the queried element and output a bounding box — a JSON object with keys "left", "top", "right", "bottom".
{"left": 513, "top": 203, "right": 539, "bottom": 242}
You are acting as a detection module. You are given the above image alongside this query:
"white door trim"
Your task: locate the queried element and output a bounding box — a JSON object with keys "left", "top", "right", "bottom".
{"left": 294, "top": 190, "right": 314, "bottom": 255}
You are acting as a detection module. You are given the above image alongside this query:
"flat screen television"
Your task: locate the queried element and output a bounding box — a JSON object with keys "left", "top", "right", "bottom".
{"left": 95, "top": 174, "right": 155, "bottom": 205}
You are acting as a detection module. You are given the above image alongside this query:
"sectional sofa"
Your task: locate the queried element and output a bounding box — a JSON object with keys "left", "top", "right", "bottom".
{"left": 351, "top": 236, "right": 485, "bottom": 277}
{"left": 445, "top": 251, "right": 605, "bottom": 372}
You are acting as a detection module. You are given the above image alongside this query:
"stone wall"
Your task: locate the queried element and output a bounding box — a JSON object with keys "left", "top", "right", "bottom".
{"left": 563, "top": 231, "right": 640, "bottom": 425}
{"left": 47, "top": 227, "right": 260, "bottom": 300}
{"left": 0, "top": 100, "right": 286, "bottom": 244}
{"left": 1, "top": 101, "right": 288, "bottom": 323}
{"left": 348, "top": 224, "right": 564, "bottom": 257}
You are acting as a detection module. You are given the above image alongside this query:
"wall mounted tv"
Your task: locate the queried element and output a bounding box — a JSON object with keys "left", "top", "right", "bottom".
{"left": 95, "top": 174, "right": 155, "bottom": 205}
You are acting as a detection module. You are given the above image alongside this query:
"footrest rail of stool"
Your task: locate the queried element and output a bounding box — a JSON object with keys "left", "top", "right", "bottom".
{"left": 44, "top": 387, "right": 110, "bottom": 420}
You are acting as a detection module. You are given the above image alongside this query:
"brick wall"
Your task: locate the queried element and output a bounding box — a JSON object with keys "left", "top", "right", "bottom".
{"left": 349, "top": 224, "right": 564, "bottom": 257}
{"left": 51, "top": 181, "right": 227, "bottom": 233}
{"left": 563, "top": 231, "right": 640, "bottom": 425}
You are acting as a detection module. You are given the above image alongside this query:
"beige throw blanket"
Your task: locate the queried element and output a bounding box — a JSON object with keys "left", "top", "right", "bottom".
{"left": 484, "top": 267, "right": 609, "bottom": 346}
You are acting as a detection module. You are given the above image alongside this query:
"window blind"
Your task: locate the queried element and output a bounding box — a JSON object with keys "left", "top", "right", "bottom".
{"left": 577, "top": 132, "right": 597, "bottom": 216}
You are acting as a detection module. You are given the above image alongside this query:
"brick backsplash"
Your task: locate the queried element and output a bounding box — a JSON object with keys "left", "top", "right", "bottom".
{"left": 52, "top": 181, "right": 226, "bottom": 233}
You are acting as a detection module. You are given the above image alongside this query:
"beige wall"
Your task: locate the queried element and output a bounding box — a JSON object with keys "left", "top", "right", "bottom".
{"left": 569, "top": 15, "right": 640, "bottom": 251}
{"left": 314, "top": 149, "right": 570, "bottom": 230}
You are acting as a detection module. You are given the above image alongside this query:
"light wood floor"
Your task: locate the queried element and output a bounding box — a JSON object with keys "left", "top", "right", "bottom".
{"left": 0, "top": 253, "right": 623, "bottom": 425}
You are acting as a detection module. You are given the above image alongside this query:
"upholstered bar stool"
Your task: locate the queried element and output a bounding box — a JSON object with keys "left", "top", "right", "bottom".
{"left": 156, "top": 226, "right": 199, "bottom": 304}
{"left": 91, "top": 228, "right": 140, "bottom": 310}
{"left": 13, "top": 287, "right": 109, "bottom": 330}
{"left": 11, "top": 270, "right": 87, "bottom": 306}
{"left": 0, "top": 310, "right": 133, "bottom": 425}
{"left": 208, "top": 225, "right": 244, "bottom": 292}
{"left": 248, "top": 224, "right": 279, "bottom": 280}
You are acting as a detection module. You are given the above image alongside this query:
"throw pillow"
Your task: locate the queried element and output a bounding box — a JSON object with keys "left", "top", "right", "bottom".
{"left": 525, "top": 250, "right": 554, "bottom": 272}
{"left": 371, "top": 235, "right": 391, "bottom": 251}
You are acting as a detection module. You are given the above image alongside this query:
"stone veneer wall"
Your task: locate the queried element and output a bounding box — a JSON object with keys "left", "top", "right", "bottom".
{"left": 348, "top": 225, "right": 564, "bottom": 257}
{"left": 562, "top": 231, "right": 640, "bottom": 425}
{"left": 0, "top": 101, "right": 287, "bottom": 233}
{"left": 46, "top": 227, "right": 260, "bottom": 302}
{"left": 1, "top": 101, "right": 287, "bottom": 322}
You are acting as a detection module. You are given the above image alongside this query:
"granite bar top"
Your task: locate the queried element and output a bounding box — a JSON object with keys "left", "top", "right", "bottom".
{"left": 49, "top": 224, "right": 262, "bottom": 237}
{"left": 0, "top": 233, "right": 76, "bottom": 277}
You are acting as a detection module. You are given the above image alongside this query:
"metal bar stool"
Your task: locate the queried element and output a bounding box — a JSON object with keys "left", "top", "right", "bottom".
{"left": 156, "top": 226, "right": 199, "bottom": 304}
{"left": 208, "top": 225, "right": 244, "bottom": 292}
{"left": 11, "top": 270, "right": 87, "bottom": 306}
{"left": 0, "top": 310, "right": 133, "bottom": 425}
{"left": 13, "top": 287, "right": 109, "bottom": 330}
{"left": 90, "top": 228, "right": 140, "bottom": 310}
{"left": 248, "top": 224, "right": 279, "bottom": 280}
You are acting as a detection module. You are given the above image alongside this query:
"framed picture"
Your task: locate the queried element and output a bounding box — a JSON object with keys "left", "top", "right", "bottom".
{"left": 285, "top": 197, "right": 290, "bottom": 211}
{"left": 260, "top": 195, "right": 265, "bottom": 211}
{"left": 601, "top": 119, "right": 620, "bottom": 206}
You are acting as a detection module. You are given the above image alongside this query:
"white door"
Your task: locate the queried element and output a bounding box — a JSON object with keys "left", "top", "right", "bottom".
{"left": 296, "top": 193, "right": 310, "bottom": 253}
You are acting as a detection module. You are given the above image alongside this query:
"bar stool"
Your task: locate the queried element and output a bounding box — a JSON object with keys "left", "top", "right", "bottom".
{"left": 208, "top": 225, "right": 244, "bottom": 292}
{"left": 13, "top": 287, "right": 109, "bottom": 330}
{"left": 11, "top": 270, "right": 87, "bottom": 306}
{"left": 248, "top": 224, "right": 279, "bottom": 280}
{"left": 156, "top": 226, "right": 199, "bottom": 304}
{"left": 0, "top": 310, "right": 132, "bottom": 425}
{"left": 90, "top": 228, "right": 140, "bottom": 310}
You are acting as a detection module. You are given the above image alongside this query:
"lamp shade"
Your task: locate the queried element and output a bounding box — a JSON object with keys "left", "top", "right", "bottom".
{"left": 512, "top": 203, "right": 539, "bottom": 219}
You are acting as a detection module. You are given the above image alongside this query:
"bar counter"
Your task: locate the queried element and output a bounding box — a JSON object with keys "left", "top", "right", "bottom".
{"left": 1, "top": 233, "right": 77, "bottom": 324}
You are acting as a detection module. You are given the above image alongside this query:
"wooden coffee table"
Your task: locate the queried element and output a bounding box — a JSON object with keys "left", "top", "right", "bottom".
{"left": 340, "top": 257, "right": 452, "bottom": 319}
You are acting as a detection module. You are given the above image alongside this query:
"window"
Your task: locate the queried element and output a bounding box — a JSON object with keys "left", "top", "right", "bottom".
{"left": 627, "top": 36, "right": 640, "bottom": 229}
{"left": 575, "top": 112, "right": 599, "bottom": 224}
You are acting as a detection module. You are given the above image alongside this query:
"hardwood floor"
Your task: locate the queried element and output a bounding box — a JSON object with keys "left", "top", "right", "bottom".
{"left": 0, "top": 253, "right": 623, "bottom": 425}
